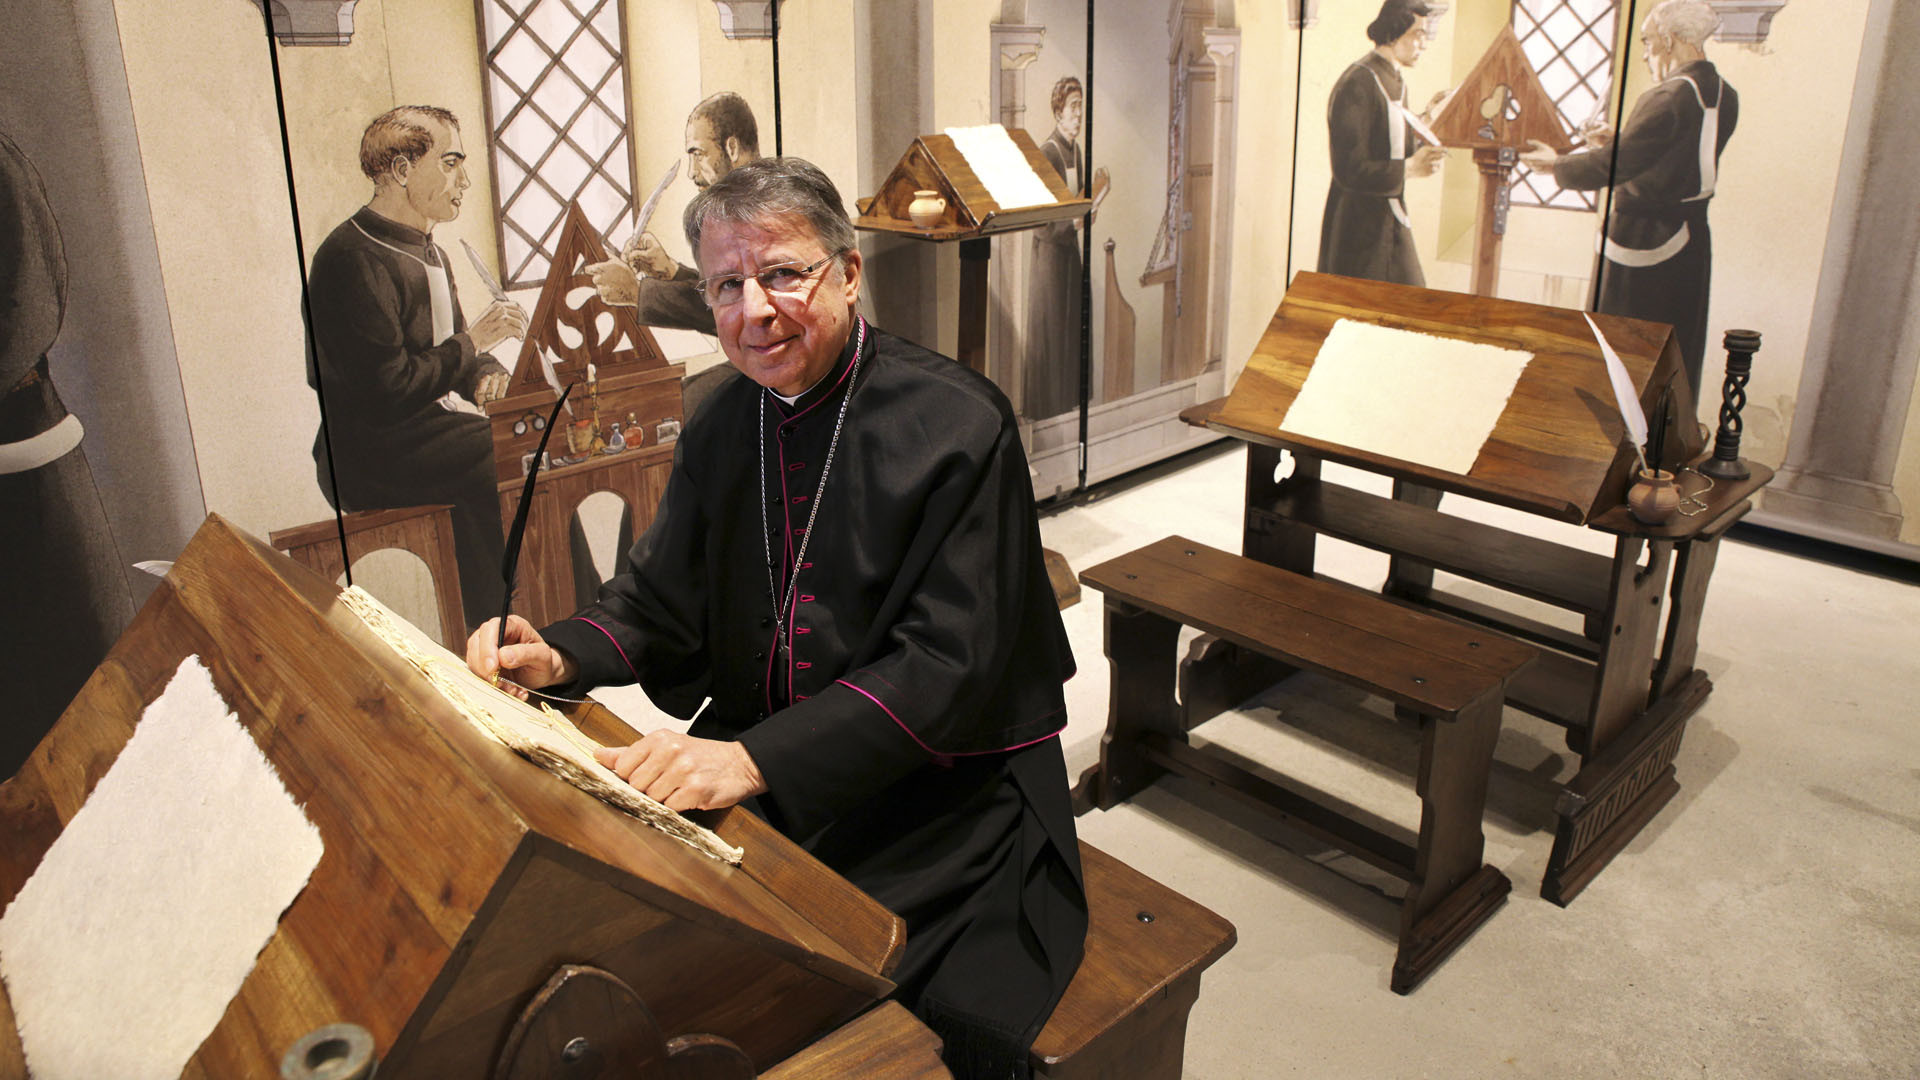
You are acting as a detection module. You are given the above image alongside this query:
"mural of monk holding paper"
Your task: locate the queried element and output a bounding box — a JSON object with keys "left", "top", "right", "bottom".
{"left": 307, "top": 106, "right": 529, "bottom": 633}
{"left": 1520, "top": 0, "right": 1738, "bottom": 393}
{"left": 1319, "top": 0, "right": 1449, "bottom": 287}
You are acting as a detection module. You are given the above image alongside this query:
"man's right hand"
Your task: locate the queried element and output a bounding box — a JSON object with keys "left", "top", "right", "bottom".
{"left": 587, "top": 258, "right": 641, "bottom": 307}
{"left": 469, "top": 298, "right": 529, "bottom": 354}
{"left": 623, "top": 232, "right": 678, "bottom": 280}
{"left": 467, "top": 615, "right": 576, "bottom": 700}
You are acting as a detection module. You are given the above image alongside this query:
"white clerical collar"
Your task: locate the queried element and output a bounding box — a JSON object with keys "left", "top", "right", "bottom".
{"left": 770, "top": 386, "right": 808, "bottom": 406}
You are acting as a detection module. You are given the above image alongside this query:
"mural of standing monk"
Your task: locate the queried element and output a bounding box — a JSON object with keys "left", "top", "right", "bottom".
{"left": 306, "top": 106, "right": 528, "bottom": 633}
{"left": 1319, "top": 0, "right": 1448, "bottom": 287}
{"left": 1521, "top": 0, "right": 1737, "bottom": 394}
{"left": 586, "top": 91, "right": 763, "bottom": 335}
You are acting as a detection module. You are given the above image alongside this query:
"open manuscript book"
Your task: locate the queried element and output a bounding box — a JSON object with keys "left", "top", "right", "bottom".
{"left": 339, "top": 585, "right": 742, "bottom": 865}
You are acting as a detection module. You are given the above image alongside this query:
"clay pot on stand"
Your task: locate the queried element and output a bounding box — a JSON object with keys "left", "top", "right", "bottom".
{"left": 908, "top": 190, "right": 946, "bottom": 229}
{"left": 1627, "top": 468, "right": 1680, "bottom": 525}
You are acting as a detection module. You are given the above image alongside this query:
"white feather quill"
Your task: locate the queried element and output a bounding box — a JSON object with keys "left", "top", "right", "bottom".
{"left": 1584, "top": 312, "right": 1649, "bottom": 470}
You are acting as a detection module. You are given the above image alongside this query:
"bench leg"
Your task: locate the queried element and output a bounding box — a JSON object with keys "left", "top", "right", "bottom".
{"left": 1074, "top": 600, "right": 1185, "bottom": 813}
{"left": 1392, "top": 692, "right": 1510, "bottom": 994}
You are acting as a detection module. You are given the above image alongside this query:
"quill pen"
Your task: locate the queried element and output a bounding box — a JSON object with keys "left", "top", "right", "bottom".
{"left": 1584, "top": 312, "right": 1649, "bottom": 472}
{"left": 496, "top": 381, "right": 575, "bottom": 675}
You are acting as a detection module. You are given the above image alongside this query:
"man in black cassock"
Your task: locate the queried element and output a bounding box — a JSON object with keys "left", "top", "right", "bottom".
{"left": 468, "top": 156, "right": 1087, "bottom": 1079}
{"left": 307, "top": 106, "right": 527, "bottom": 632}
{"left": 1318, "top": 0, "right": 1446, "bottom": 287}
{"left": 1522, "top": 0, "right": 1737, "bottom": 394}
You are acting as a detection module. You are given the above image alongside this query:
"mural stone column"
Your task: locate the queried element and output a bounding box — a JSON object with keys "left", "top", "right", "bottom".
{"left": 989, "top": 22, "right": 1047, "bottom": 404}
{"left": 1764, "top": 0, "right": 1917, "bottom": 548}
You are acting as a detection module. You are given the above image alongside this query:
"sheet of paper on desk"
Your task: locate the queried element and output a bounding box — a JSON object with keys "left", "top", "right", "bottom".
{"left": 0, "top": 655, "right": 324, "bottom": 1080}
{"left": 1280, "top": 318, "right": 1533, "bottom": 476}
{"left": 943, "top": 124, "right": 1057, "bottom": 209}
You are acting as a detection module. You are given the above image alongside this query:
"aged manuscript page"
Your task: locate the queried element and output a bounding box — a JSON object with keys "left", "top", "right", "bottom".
{"left": 1280, "top": 318, "right": 1533, "bottom": 476}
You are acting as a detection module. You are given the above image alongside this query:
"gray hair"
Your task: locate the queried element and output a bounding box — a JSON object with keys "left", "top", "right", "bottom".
{"left": 1643, "top": 0, "right": 1720, "bottom": 46}
{"left": 682, "top": 156, "right": 857, "bottom": 270}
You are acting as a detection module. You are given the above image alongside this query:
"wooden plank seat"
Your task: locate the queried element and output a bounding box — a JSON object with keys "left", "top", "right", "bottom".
{"left": 763, "top": 1002, "right": 952, "bottom": 1079}
{"left": 1074, "top": 536, "right": 1537, "bottom": 993}
{"left": 1031, "top": 841, "right": 1236, "bottom": 1079}
{"left": 270, "top": 505, "right": 467, "bottom": 651}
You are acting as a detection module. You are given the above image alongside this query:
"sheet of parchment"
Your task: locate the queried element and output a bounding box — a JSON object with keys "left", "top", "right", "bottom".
{"left": 1279, "top": 318, "right": 1533, "bottom": 476}
{"left": 943, "top": 124, "right": 1057, "bottom": 210}
{"left": 0, "top": 655, "right": 323, "bottom": 1080}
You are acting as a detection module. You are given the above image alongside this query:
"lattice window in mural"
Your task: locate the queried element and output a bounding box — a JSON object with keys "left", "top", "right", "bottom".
{"left": 478, "top": 0, "right": 634, "bottom": 288}
{"left": 1510, "top": 0, "right": 1617, "bottom": 210}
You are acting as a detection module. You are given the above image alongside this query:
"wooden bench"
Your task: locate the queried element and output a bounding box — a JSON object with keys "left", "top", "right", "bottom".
{"left": 1031, "top": 841, "right": 1236, "bottom": 1079}
{"left": 1075, "top": 535, "right": 1537, "bottom": 993}
{"left": 765, "top": 840, "right": 1235, "bottom": 1080}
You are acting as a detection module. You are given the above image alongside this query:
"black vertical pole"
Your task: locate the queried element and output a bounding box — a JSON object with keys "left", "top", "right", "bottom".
{"left": 771, "top": 0, "right": 784, "bottom": 156}
{"left": 260, "top": 5, "right": 352, "bottom": 583}
{"left": 1077, "top": 0, "right": 1094, "bottom": 492}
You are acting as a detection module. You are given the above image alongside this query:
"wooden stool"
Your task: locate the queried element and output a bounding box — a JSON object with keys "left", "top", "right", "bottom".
{"left": 270, "top": 505, "right": 467, "bottom": 650}
{"left": 1030, "top": 842, "right": 1236, "bottom": 1080}
{"left": 1075, "top": 536, "right": 1537, "bottom": 993}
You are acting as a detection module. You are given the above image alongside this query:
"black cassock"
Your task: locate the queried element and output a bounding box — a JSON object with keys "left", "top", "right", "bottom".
{"left": 1552, "top": 60, "right": 1738, "bottom": 393}
{"left": 1319, "top": 51, "right": 1425, "bottom": 287}
{"left": 307, "top": 206, "right": 509, "bottom": 630}
{"left": 541, "top": 321, "right": 1087, "bottom": 1078}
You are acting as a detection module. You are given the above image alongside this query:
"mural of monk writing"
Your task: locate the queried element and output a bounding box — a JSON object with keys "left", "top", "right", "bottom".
{"left": 1521, "top": 0, "right": 1737, "bottom": 394}
{"left": 586, "top": 92, "right": 762, "bottom": 336}
{"left": 1319, "top": 0, "right": 1449, "bottom": 287}
{"left": 306, "top": 105, "right": 528, "bottom": 633}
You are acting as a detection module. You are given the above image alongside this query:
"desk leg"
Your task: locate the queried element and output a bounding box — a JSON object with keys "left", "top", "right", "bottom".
{"left": 1651, "top": 533, "right": 1723, "bottom": 702}
{"left": 1393, "top": 692, "right": 1511, "bottom": 994}
{"left": 1543, "top": 536, "right": 1698, "bottom": 905}
{"left": 1383, "top": 480, "right": 1442, "bottom": 600}
{"left": 1073, "top": 600, "right": 1185, "bottom": 814}
{"left": 957, "top": 237, "right": 991, "bottom": 375}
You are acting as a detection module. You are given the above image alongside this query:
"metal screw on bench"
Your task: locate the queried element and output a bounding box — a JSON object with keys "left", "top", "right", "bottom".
{"left": 1699, "top": 330, "right": 1760, "bottom": 482}
{"left": 280, "top": 1022, "right": 376, "bottom": 1080}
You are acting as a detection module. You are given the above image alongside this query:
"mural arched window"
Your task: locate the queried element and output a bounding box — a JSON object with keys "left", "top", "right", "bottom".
{"left": 1510, "top": 0, "right": 1617, "bottom": 210}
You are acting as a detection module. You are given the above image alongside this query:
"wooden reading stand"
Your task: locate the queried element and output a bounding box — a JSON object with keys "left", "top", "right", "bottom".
{"left": 1174, "top": 272, "right": 1772, "bottom": 905}
{"left": 0, "top": 515, "right": 913, "bottom": 1078}
{"left": 853, "top": 128, "right": 1091, "bottom": 376}
{"left": 1427, "top": 26, "right": 1576, "bottom": 297}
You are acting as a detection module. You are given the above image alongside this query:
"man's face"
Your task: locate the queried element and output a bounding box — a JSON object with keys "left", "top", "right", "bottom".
{"left": 686, "top": 116, "right": 734, "bottom": 189}
{"left": 1642, "top": 28, "right": 1674, "bottom": 77}
{"left": 1389, "top": 24, "right": 1429, "bottom": 67}
{"left": 1056, "top": 90, "right": 1084, "bottom": 142}
{"left": 698, "top": 213, "right": 861, "bottom": 397}
{"left": 403, "top": 119, "right": 469, "bottom": 226}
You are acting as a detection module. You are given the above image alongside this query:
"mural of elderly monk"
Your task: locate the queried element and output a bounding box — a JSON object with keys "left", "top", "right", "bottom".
{"left": 1522, "top": 0, "right": 1738, "bottom": 394}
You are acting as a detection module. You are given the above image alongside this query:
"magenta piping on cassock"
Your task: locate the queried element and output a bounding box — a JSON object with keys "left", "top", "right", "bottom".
{"left": 836, "top": 679, "right": 1066, "bottom": 759}
{"left": 573, "top": 617, "right": 640, "bottom": 681}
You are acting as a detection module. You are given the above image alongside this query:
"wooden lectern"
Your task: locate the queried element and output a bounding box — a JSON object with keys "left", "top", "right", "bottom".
{"left": 1427, "top": 27, "right": 1576, "bottom": 297}
{"left": 0, "top": 515, "right": 920, "bottom": 1077}
{"left": 1180, "top": 273, "right": 1772, "bottom": 904}
{"left": 854, "top": 129, "right": 1091, "bottom": 375}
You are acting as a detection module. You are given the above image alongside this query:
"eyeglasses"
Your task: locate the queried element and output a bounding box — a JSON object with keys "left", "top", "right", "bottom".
{"left": 696, "top": 248, "right": 848, "bottom": 308}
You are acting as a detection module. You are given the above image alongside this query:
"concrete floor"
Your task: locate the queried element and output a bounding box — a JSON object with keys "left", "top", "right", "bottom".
{"left": 602, "top": 441, "right": 1920, "bottom": 1078}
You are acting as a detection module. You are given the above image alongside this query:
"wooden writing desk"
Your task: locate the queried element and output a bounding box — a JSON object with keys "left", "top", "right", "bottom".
{"left": 1182, "top": 273, "right": 1771, "bottom": 903}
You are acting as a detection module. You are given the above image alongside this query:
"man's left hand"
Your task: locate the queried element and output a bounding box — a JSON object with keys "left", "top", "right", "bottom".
{"left": 594, "top": 731, "right": 768, "bottom": 812}
{"left": 1518, "top": 139, "right": 1561, "bottom": 172}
